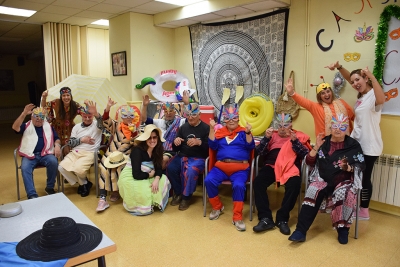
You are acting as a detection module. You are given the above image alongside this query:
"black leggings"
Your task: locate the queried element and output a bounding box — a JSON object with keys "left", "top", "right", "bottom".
{"left": 361, "top": 155, "right": 378, "bottom": 208}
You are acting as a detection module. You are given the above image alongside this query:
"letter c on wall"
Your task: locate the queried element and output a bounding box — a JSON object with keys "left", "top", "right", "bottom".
{"left": 316, "top": 29, "right": 334, "bottom": 52}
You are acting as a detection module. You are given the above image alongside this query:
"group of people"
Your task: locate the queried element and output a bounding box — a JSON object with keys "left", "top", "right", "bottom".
{"left": 13, "top": 61, "right": 384, "bottom": 244}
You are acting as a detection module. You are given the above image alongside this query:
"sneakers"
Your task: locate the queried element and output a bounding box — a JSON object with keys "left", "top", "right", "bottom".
{"left": 110, "top": 191, "right": 120, "bottom": 202}
{"left": 288, "top": 230, "right": 306, "bottom": 242}
{"left": 170, "top": 195, "right": 182, "bottom": 206}
{"left": 358, "top": 207, "right": 370, "bottom": 220}
{"left": 80, "top": 181, "right": 92, "bottom": 197}
{"left": 28, "top": 195, "right": 38, "bottom": 199}
{"left": 276, "top": 221, "right": 291, "bottom": 235}
{"left": 45, "top": 187, "right": 56, "bottom": 195}
{"left": 337, "top": 227, "right": 349, "bottom": 244}
{"left": 209, "top": 206, "right": 224, "bottom": 220}
{"left": 96, "top": 198, "right": 110, "bottom": 212}
{"left": 253, "top": 218, "right": 275, "bottom": 233}
{"left": 178, "top": 199, "right": 190, "bottom": 211}
{"left": 233, "top": 220, "right": 246, "bottom": 231}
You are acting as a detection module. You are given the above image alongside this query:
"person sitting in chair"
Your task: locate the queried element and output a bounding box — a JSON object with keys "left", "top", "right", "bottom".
{"left": 205, "top": 106, "right": 255, "bottom": 231}
{"left": 167, "top": 103, "right": 209, "bottom": 211}
{"left": 253, "top": 113, "right": 311, "bottom": 235}
{"left": 141, "top": 91, "right": 189, "bottom": 169}
{"left": 58, "top": 101, "right": 103, "bottom": 197}
{"left": 12, "top": 104, "right": 61, "bottom": 199}
{"left": 289, "top": 114, "right": 365, "bottom": 245}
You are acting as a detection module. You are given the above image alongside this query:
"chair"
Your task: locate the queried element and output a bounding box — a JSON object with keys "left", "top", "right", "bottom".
{"left": 203, "top": 148, "right": 256, "bottom": 221}
{"left": 13, "top": 148, "right": 61, "bottom": 200}
{"left": 60, "top": 144, "right": 107, "bottom": 197}
{"left": 301, "top": 159, "right": 362, "bottom": 239}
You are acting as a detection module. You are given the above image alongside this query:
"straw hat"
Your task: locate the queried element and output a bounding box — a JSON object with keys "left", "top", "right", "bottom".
{"left": 103, "top": 151, "right": 129, "bottom": 168}
{"left": 135, "top": 124, "right": 165, "bottom": 143}
{"left": 16, "top": 217, "right": 102, "bottom": 262}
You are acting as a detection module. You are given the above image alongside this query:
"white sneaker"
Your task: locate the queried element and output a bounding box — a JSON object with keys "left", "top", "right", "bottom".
{"left": 209, "top": 206, "right": 224, "bottom": 220}
{"left": 233, "top": 220, "right": 246, "bottom": 231}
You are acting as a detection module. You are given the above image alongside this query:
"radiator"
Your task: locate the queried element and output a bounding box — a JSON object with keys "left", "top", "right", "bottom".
{"left": 371, "top": 154, "right": 400, "bottom": 206}
{"left": 0, "top": 107, "right": 24, "bottom": 122}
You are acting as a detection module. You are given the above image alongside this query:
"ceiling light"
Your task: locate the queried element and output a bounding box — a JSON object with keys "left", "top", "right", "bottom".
{"left": 0, "top": 6, "right": 36, "bottom": 17}
{"left": 155, "top": 0, "right": 206, "bottom": 6}
{"left": 91, "top": 19, "right": 109, "bottom": 26}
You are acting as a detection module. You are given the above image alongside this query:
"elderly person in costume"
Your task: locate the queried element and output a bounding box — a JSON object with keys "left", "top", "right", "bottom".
{"left": 253, "top": 113, "right": 311, "bottom": 235}
{"left": 12, "top": 104, "right": 61, "bottom": 199}
{"left": 58, "top": 101, "right": 104, "bottom": 197}
{"left": 326, "top": 62, "right": 385, "bottom": 220}
{"left": 167, "top": 103, "right": 209, "bottom": 211}
{"left": 285, "top": 77, "right": 354, "bottom": 137}
{"left": 289, "top": 114, "right": 365, "bottom": 244}
{"left": 118, "top": 124, "right": 171, "bottom": 215}
{"left": 205, "top": 106, "right": 255, "bottom": 231}
{"left": 41, "top": 87, "right": 83, "bottom": 154}
{"left": 141, "top": 91, "right": 189, "bottom": 169}
{"left": 96, "top": 97, "right": 139, "bottom": 212}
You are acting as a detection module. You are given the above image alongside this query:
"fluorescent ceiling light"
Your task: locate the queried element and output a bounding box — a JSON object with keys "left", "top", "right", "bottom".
{"left": 155, "top": 0, "right": 206, "bottom": 6}
{"left": 0, "top": 6, "right": 36, "bottom": 17}
{"left": 91, "top": 19, "right": 109, "bottom": 26}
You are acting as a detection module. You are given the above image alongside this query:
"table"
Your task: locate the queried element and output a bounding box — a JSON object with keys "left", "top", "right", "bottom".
{"left": 0, "top": 193, "right": 116, "bottom": 267}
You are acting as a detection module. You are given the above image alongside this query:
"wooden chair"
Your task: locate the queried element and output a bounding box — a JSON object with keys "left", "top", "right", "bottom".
{"left": 13, "top": 148, "right": 61, "bottom": 200}
{"left": 203, "top": 148, "right": 256, "bottom": 221}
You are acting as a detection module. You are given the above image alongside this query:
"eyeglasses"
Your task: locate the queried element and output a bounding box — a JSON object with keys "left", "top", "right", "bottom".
{"left": 332, "top": 123, "right": 348, "bottom": 132}
{"left": 163, "top": 109, "right": 175, "bottom": 114}
{"left": 121, "top": 115, "right": 135, "bottom": 119}
{"left": 147, "top": 136, "right": 158, "bottom": 140}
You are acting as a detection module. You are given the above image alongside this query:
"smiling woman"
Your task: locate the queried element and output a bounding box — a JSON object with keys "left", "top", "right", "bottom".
{"left": 284, "top": 77, "right": 354, "bottom": 137}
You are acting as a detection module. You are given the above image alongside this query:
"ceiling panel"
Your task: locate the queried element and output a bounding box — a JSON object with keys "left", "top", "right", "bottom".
{"left": 60, "top": 16, "right": 98, "bottom": 26}
{"left": 3, "top": 0, "right": 47, "bottom": 11}
{"left": 0, "top": 21, "right": 18, "bottom": 33}
{"left": 40, "top": 6, "right": 82, "bottom": 16}
{"left": 88, "top": 3, "right": 132, "bottom": 14}
{"left": 213, "top": 7, "right": 253, "bottom": 17}
{"left": 51, "top": 0, "right": 96, "bottom": 9}
{"left": 102, "top": 0, "right": 152, "bottom": 8}
{"left": 136, "top": 1, "right": 180, "bottom": 12}
{"left": 189, "top": 13, "right": 224, "bottom": 23}
{"left": 25, "top": 12, "right": 69, "bottom": 24}
{"left": 74, "top": 10, "right": 114, "bottom": 19}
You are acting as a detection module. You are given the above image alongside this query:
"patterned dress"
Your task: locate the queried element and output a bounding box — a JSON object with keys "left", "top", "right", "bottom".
{"left": 45, "top": 99, "right": 82, "bottom": 146}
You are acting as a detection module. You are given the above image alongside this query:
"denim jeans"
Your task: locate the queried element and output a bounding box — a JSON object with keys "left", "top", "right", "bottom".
{"left": 21, "top": 153, "right": 58, "bottom": 198}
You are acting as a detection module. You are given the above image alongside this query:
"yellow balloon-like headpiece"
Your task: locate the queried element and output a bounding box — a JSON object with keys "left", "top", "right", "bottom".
{"left": 311, "top": 76, "right": 331, "bottom": 94}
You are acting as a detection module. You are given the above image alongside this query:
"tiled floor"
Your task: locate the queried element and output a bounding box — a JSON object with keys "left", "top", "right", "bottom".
{"left": 2, "top": 123, "right": 400, "bottom": 266}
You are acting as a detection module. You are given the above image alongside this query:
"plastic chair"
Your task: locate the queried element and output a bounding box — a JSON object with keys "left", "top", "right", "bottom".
{"left": 203, "top": 148, "right": 256, "bottom": 221}
{"left": 60, "top": 144, "right": 107, "bottom": 197}
{"left": 13, "top": 148, "right": 61, "bottom": 200}
{"left": 301, "top": 159, "right": 362, "bottom": 239}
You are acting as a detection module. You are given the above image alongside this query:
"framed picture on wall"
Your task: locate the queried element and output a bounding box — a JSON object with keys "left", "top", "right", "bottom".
{"left": 111, "top": 51, "right": 127, "bottom": 76}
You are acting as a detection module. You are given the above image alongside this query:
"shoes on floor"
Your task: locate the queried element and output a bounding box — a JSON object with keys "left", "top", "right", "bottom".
{"left": 233, "top": 220, "right": 246, "bottom": 231}
{"left": 109, "top": 191, "right": 120, "bottom": 202}
{"left": 253, "top": 218, "right": 275, "bottom": 233}
{"left": 179, "top": 199, "right": 190, "bottom": 211}
{"left": 358, "top": 207, "right": 370, "bottom": 220}
{"left": 80, "top": 181, "right": 92, "bottom": 197}
{"left": 45, "top": 187, "right": 56, "bottom": 195}
{"left": 170, "top": 195, "right": 182, "bottom": 206}
{"left": 276, "top": 221, "right": 291, "bottom": 235}
{"left": 288, "top": 230, "right": 306, "bottom": 242}
{"left": 77, "top": 185, "right": 83, "bottom": 194}
{"left": 209, "top": 206, "right": 224, "bottom": 220}
{"left": 28, "top": 195, "right": 38, "bottom": 199}
{"left": 96, "top": 198, "right": 110, "bottom": 212}
{"left": 337, "top": 227, "right": 349, "bottom": 244}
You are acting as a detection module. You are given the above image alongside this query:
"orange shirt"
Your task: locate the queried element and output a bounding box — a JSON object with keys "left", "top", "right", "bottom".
{"left": 292, "top": 93, "right": 354, "bottom": 138}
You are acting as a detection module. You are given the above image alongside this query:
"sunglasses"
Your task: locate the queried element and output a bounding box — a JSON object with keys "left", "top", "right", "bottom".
{"left": 332, "top": 123, "right": 348, "bottom": 132}
{"left": 224, "top": 117, "right": 239, "bottom": 122}
{"left": 147, "top": 135, "right": 158, "bottom": 140}
{"left": 187, "top": 112, "right": 199, "bottom": 117}
{"left": 121, "top": 114, "right": 135, "bottom": 119}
